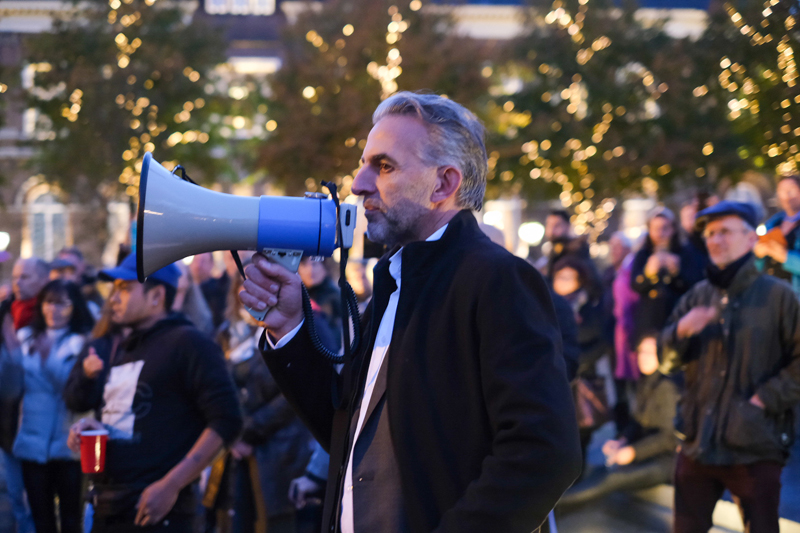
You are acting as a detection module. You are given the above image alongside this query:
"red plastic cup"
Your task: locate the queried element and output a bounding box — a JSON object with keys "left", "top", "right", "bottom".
{"left": 80, "top": 429, "right": 109, "bottom": 474}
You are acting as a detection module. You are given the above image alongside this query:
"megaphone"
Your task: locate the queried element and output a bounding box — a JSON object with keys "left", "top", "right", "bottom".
{"left": 136, "top": 152, "right": 357, "bottom": 320}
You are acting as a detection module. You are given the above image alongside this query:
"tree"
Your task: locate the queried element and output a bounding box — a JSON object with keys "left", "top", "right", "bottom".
{"left": 699, "top": 0, "right": 800, "bottom": 177}
{"left": 24, "top": 0, "right": 236, "bottom": 200}
{"left": 485, "top": 0, "right": 749, "bottom": 237}
{"left": 256, "top": 0, "right": 492, "bottom": 196}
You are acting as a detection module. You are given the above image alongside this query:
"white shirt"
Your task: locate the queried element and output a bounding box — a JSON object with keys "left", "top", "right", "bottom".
{"left": 269, "top": 224, "right": 448, "bottom": 533}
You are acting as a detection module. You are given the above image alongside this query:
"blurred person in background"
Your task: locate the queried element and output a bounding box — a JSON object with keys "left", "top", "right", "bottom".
{"left": 756, "top": 174, "right": 800, "bottom": 298}
{"left": 63, "top": 255, "right": 242, "bottom": 532}
{"left": 559, "top": 332, "right": 678, "bottom": 507}
{"left": 344, "top": 261, "right": 373, "bottom": 315}
{"left": 537, "top": 210, "right": 596, "bottom": 283}
{"left": 679, "top": 193, "right": 717, "bottom": 275}
{"left": 630, "top": 207, "right": 704, "bottom": 341}
{"left": 604, "top": 232, "right": 636, "bottom": 432}
{"left": 552, "top": 255, "right": 609, "bottom": 471}
{"left": 207, "top": 262, "right": 335, "bottom": 533}
{"left": 662, "top": 201, "right": 800, "bottom": 533}
{"left": 173, "top": 261, "right": 215, "bottom": 336}
{"left": 0, "top": 310, "right": 33, "bottom": 533}
{"left": 0, "top": 257, "right": 49, "bottom": 533}
{"left": 298, "top": 257, "right": 341, "bottom": 342}
{"left": 191, "top": 253, "right": 228, "bottom": 330}
{"left": 289, "top": 440, "right": 330, "bottom": 533}
{"left": 51, "top": 247, "right": 104, "bottom": 317}
{"left": 602, "top": 232, "right": 632, "bottom": 295}
{"left": 1, "top": 280, "right": 94, "bottom": 533}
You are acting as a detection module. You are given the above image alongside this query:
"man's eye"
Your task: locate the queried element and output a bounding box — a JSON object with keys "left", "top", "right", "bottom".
{"left": 379, "top": 163, "right": 393, "bottom": 172}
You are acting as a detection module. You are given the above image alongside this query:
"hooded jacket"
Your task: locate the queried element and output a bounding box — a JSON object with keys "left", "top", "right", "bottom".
{"left": 63, "top": 313, "right": 242, "bottom": 517}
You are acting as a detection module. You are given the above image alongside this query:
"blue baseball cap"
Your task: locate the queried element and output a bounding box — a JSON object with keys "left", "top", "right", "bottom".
{"left": 696, "top": 200, "right": 759, "bottom": 229}
{"left": 99, "top": 253, "right": 181, "bottom": 289}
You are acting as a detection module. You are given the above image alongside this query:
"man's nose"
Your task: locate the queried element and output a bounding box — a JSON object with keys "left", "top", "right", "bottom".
{"left": 351, "top": 166, "right": 375, "bottom": 197}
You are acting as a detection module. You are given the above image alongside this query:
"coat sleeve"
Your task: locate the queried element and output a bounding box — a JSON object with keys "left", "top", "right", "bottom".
{"left": 0, "top": 346, "right": 23, "bottom": 403}
{"left": 259, "top": 324, "right": 341, "bottom": 452}
{"left": 433, "top": 257, "right": 582, "bottom": 533}
{"left": 62, "top": 339, "right": 109, "bottom": 414}
{"left": 182, "top": 331, "right": 243, "bottom": 446}
{"left": 659, "top": 288, "right": 702, "bottom": 375}
{"left": 756, "top": 286, "right": 800, "bottom": 413}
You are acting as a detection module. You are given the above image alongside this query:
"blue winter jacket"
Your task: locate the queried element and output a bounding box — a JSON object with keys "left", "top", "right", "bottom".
{"left": 11, "top": 327, "right": 88, "bottom": 463}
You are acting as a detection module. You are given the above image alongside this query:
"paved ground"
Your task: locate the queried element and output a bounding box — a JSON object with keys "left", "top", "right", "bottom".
{"left": 558, "top": 422, "right": 800, "bottom": 532}
{"left": 0, "top": 424, "right": 797, "bottom": 533}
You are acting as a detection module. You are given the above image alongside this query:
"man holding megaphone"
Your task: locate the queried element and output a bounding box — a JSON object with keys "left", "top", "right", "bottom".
{"left": 240, "top": 92, "right": 582, "bottom": 533}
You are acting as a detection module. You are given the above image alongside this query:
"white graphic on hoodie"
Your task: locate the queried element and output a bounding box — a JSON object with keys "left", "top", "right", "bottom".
{"left": 101, "top": 361, "right": 145, "bottom": 440}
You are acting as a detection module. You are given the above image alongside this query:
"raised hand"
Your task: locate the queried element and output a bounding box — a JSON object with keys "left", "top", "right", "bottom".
{"left": 83, "top": 347, "right": 104, "bottom": 379}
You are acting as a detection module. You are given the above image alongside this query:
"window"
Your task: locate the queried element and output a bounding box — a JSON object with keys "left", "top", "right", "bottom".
{"left": 26, "top": 191, "right": 68, "bottom": 260}
{"left": 205, "top": 0, "right": 275, "bottom": 15}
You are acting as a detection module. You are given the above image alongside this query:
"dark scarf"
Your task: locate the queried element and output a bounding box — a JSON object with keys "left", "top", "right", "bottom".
{"left": 706, "top": 252, "right": 753, "bottom": 289}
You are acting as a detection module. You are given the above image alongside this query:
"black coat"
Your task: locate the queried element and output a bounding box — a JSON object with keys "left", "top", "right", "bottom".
{"left": 262, "top": 211, "right": 582, "bottom": 533}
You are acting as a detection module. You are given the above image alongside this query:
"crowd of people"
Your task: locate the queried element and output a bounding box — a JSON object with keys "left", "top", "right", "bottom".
{"left": 536, "top": 183, "right": 800, "bottom": 533}
{"left": 0, "top": 248, "right": 341, "bottom": 533}
{"left": 0, "top": 91, "right": 798, "bottom": 533}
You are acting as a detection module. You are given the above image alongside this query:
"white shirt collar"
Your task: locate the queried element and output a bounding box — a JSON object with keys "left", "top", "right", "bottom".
{"left": 387, "top": 224, "right": 448, "bottom": 282}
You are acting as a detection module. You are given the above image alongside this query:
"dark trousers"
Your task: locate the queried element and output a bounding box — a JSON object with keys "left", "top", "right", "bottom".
{"left": 91, "top": 514, "right": 194, "bottom": 533}
{"left": 673, "top": 452, "right": 783, "bottom": 533}
{"left": 20, "top": 459, "right": 82, "bottom": 533}
{"left": 559, "top": 454, "right": 674, "bottom": 507}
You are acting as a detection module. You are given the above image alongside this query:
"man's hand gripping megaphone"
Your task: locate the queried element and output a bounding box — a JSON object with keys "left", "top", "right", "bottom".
{"left": 239, "top": 255, "right": 305, "bottom": 341}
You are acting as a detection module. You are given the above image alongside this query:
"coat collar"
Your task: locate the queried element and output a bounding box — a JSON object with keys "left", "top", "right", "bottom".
{"left": 372, "top": 210, "right": 483, "bottom": 285}
{"left": 725, "top": 255, "right": 761, "bottom": 296}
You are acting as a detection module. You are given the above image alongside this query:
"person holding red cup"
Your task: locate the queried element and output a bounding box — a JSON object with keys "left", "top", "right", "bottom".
{"left": 65, "top": 256, "right": 242, "bottom": 532}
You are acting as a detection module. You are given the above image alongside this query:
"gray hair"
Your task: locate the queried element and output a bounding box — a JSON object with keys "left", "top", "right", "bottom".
{"left": 16, "top": 257, "right": 50, "bottom": 280}
{"left": 373, "top": 92, "right": 487, "bottom": 211}
{"left": 610, "top": 231, "right": 632, "bottom": 249}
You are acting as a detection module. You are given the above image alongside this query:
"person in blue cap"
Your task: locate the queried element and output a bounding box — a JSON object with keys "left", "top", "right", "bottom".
{"left": 62, "top": 254, "right": 242, "bottom": 532}
{"left": 660, "top": 200, "right": 800, "bottom": 533}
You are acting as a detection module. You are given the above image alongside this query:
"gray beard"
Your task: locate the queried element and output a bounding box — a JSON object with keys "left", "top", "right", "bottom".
{"left": 365, "top": 201, "right": 428, "bottom": 248}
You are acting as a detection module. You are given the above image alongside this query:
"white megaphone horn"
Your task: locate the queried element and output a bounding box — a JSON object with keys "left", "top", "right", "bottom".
{"left": 136, "top": 152, "right": 357, "bottom": 320}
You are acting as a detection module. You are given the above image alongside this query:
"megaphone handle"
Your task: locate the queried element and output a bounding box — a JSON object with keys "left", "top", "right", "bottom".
{"left": 245, "top": 248, "right": 304, "bottom": 322}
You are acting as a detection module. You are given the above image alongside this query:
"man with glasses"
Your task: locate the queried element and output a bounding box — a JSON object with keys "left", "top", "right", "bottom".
{"left": 661, "top": 200, "right": 800, "bottom": 533}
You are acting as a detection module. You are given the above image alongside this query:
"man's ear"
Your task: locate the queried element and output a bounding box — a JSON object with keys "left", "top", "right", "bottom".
{"left": 431, "top": 166, "right": 463, "bottom": 206}
{"left": 145, "top": 284, "right": 166, "bottom": 309}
